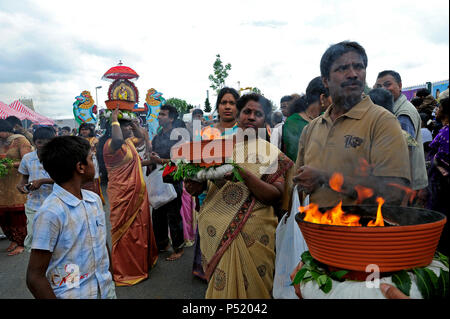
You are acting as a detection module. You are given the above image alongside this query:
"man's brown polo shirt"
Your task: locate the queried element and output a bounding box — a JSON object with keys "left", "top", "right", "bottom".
{"left": 294, "top": 96, "right": 411, "bottom": 208}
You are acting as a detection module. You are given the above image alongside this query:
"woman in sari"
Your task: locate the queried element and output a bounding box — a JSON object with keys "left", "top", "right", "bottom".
{"left": 78, "top": 123, "right": 105, "bottom": 204}
{"left": 0, "top": 119, "right": 33, "bottom": 256}
{"left": 185, "top": 93, "right": 294, "bottom": 298}
{"left": 192, "top": 87, "right": 240, "bottom": 280}
{"left": 98, "top": 108, "right": 158, "bottom": 286}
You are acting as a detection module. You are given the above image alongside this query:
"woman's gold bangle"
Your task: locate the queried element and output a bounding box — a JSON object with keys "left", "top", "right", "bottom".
{"left": 111, "top": 121, "right": 120, "bottom": 127}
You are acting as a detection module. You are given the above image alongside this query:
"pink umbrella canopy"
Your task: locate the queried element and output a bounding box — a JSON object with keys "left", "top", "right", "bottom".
{"left": 101, "top": 61, "right": 139, "bottom": 82}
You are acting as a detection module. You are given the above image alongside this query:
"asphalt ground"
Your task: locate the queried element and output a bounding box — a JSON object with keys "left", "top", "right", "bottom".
{"left": 0, "top": 184, "right": 208, "bottom": 299}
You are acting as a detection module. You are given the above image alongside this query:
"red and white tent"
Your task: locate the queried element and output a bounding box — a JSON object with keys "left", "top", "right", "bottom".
{"left": 8, "top": 100, "right": 55, "bottom": 125}
{"left": 0, "top": 101, "right": 28, "bottom": 120}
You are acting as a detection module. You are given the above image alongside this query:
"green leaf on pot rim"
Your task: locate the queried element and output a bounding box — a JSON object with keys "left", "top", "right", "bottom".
{"left": 392, "top": 270, "right": 412, "bottom": 296}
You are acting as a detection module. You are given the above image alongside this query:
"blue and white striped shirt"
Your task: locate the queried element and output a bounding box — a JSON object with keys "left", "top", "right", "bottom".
{"left": 18, "top": 151, "right": 53, "bottom": 211}
{"left": 32, "top": 184, "right": 115, "bottom": 299}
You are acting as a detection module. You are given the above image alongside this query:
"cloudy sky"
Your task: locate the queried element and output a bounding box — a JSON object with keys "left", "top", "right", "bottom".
{"left": 0, "top": 0, "right": 448, "bottom": 119}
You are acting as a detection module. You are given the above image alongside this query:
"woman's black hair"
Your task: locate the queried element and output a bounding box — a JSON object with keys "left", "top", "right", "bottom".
{"left": 40, "top": 136, "right": 90, "bottom": 185}
{"left": 78, "top": 122, "right": 95, "bottom": 137}
{"left": 96, "top": 123, "right": 112, "bottom": 183}
{"left": 287, "top": 96, "right": 308, "bottom": 116}
{"left": 440, "top": 97, "right": 450, "bottom": 117}
{"left": 236, "top": 93, "right": 273, "bottom": 123}
{"left": 0, "top": 119, "right": 14, "bottom": 133}
{"left": 320, "top": 41, "right": 368, "bottom": 80}
{"left": 33, "top": 126, "right": 56, "bottom": 142}
{"left": 411, "top": 96, "right": 423, "bottom": 107}
{"left": 216, "top": 87, "right": 240, "bottom": 111}
{"left": 306, "top": 76, "right": 329, "bottom": 106}
{"left": 368, "top": 88, "right": 394, "bottom": 114}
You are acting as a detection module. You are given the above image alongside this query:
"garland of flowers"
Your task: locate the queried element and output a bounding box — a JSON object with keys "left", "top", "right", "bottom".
{"left": 162, "top": 159, "right": 244, "bottom": 183}
{"left": 0, "top": 158, "right": 14, "bottom": 178}
{"left": 99, "top": 109, "right": 137, "bottom": 122}
{"left": 291, "top": 250, "right": 449, "bottom": 298}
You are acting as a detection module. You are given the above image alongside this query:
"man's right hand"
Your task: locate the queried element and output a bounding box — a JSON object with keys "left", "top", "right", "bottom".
{"left": 293, "top": 165, "right": 326, "bottom": 194}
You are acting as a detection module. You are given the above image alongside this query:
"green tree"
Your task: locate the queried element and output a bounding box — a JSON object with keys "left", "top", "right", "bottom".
{"left": 204, "top": 97, "right": 212, "bottom": 113}
{"left": 208, "top": 54, "right": 232, "bottom": 94}
{"left": 251, "top": 87, "right": 262, "bottom": 94}
{"left": 166, "top": 97, "right": 193, "bottom": 116}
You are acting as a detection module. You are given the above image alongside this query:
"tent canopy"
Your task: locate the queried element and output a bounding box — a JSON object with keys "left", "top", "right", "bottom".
{"left": 1, "top": 100, "right": 54, "bottom": 125}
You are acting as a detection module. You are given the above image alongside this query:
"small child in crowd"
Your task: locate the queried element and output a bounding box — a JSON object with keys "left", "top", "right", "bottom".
{"left": 17, "top": 126, "right": 55, "bottom": 252}
{"left": 26, "top": 136, "right": 116, "bottom": 299}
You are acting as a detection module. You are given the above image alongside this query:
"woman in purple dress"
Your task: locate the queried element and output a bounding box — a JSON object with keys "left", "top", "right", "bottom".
{"left": 426, "top": 97, "right": 449, "bottom": 255}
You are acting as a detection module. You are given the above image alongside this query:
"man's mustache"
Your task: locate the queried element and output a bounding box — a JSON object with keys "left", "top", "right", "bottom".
{"left": 341, "top": 80, "right": 363, "bottom": 88}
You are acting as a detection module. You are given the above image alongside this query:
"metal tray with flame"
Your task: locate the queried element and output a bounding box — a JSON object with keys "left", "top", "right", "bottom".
{"left": 295, "top": 205, "right": 446, "bottom": 272}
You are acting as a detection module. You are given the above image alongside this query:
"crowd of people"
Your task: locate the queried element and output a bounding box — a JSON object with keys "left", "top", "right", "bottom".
{"left": 0, "top": 40, "right": 448, "bottom": 299}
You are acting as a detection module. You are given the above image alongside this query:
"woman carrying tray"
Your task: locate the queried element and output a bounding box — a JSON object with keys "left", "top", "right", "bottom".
{"left": 185, "top": 93, "right": 294, "bottom": 298}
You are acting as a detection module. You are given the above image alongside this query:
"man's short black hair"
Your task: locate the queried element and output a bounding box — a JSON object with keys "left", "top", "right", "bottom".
{"left": 368, "top": 88, "right": 394, "bottom": 114}
{"left": 40, "top": 136, "right": 90, "bottom": 185}
{"left": 280, "top": 95, "right": 293, "bottom": 104}
{"left": 160, "top": 104, "right": 179, "bottom": 120}
{"left": 0, "top": 119, "right": 14, "bottom": 133}
{"left": 411, "top": 97, "right": 423, "bottom": 107}
{"left": 376, "top": 70, "right": 402, "bottom": 84}
{"left": 62, "top": 126, "right": 71, "bottom": 131}
{"left": 5, "top": 116, "right": 22, "bottom": 127}
{"left": 33, "top": 126, "right": 56, "bottom": 142}
{"left": 416, "top": 88, "right": 431, "bottom": 98}
{"left": 236, "top": 93, "right": 273, "bottom": 122}
{"left": 320, "top": 41, "right": 368, "bottom": 80}
{"left": 192, "top": 109, "right": 204, "bottom": 116}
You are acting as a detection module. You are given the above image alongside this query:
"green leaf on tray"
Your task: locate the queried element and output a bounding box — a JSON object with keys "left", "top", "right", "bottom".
{"left": 413, "top": 268, "right": 433, "bottom": 299}
{"left": 437, "top": 269, "right": 448, "bottom": 299}
{"left": 330, "top": 270, "right": 349, "bottom": 281}
{"left": 291, "top": 267, "right": 308, "bottom": 286}
{"left": 392, "top": 270, "right": 412, "bottom": 296}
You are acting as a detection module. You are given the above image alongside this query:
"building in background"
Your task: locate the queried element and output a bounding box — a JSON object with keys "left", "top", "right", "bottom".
{"left": 402, "top": 79, "right": 449, "bottom": 100}
{"left": 19, "top": 98, "right": 34, "bottom": 111}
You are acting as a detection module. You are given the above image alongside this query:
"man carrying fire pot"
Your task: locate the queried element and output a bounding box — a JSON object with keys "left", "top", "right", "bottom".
{"left": 293, "top": 41, "right": 411, "bottom": 207}
{"left": 289, "top": 41, "right": 414, "bottom": 299}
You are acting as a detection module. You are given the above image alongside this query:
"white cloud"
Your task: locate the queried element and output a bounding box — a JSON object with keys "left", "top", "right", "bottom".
{"left": 0, "top": 0, "right": 448, "bottom": 119}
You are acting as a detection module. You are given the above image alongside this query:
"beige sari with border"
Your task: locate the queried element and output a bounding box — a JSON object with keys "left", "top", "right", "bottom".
{"left": 198, "top": 137, "right": 293, "bottom": 298}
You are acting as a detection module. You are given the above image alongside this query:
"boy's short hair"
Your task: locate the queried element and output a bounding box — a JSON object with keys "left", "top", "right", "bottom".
{"left": 33, "top": 126, "right": 56, "bottom": 142}
{"left": 40, "top": 136, "right": 90, "bottom": 185}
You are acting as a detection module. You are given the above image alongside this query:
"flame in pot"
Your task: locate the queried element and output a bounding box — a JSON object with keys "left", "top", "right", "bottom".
{"left": 299, "top": 201, "right": 362, "bottom": 226}
{"left": 367, "top": 197, "right": 385, "bottom": 227}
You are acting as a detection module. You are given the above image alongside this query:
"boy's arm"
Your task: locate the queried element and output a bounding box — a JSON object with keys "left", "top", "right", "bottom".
{"left": 17, "top": 174, "right": 29, "bottom": 194}
{"left": 26, "top": 249, "right": 57, "bottom": 299}
{"left": 28, "top": 178, "right": 54, "bottom": 191}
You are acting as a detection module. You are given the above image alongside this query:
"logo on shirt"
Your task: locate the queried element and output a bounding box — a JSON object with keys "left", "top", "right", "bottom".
{"left": 344, "top": 135, "right": 364, "bottom": 148}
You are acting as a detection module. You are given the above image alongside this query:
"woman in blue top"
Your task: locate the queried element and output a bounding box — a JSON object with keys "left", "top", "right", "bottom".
{"left": 193, "top": 87, "right": 239, "bottom": 280}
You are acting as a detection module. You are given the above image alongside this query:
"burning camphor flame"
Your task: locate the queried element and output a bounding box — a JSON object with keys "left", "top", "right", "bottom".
{"left": 299, "top": 172, "right": 386, "bottom": 227}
